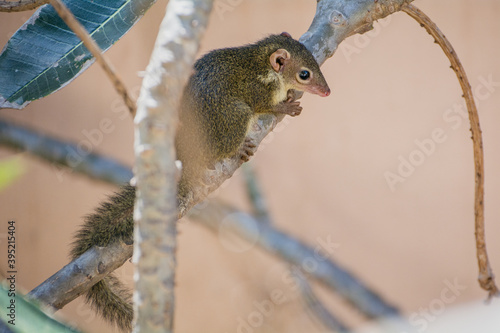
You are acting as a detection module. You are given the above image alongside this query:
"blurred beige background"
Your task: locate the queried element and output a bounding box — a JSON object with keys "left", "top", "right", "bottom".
{"left": 1, "top": 0, "right": 500, "bottom": 332}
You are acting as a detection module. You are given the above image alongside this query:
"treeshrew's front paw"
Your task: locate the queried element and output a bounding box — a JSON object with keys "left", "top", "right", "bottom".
{"left": 274, "top": 96, "right": 303, "bottom": 117}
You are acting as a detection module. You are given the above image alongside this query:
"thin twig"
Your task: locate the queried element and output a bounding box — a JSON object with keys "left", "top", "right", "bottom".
{"left": 48, "top": 0, "right": 136, "bottom": 116}
{"left": 402, "top": 3, "right": 498, "bottom": 299}
{"left": 0, "top": 0, "right": 47, "bottom": 12}
{"left": 291, "top": 267, "right": 350, "bottom": 333}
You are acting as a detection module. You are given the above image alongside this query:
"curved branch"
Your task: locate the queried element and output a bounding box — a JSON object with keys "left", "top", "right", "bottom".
{"left": 402, "top": 3, "right": 498, "bottom": 299}
{"left": 300, "top": 0, "right": 414, "bottom": 65}
{"left": 0, "top": 0, "right": 47, "bottom": 12}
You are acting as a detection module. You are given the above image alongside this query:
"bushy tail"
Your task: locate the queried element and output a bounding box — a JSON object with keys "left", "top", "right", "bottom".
{"left": 86, "top": 275, "right": 133, "bottom": 332}
{"left": 70, "top": 185, "right": 135, "bottom": 332}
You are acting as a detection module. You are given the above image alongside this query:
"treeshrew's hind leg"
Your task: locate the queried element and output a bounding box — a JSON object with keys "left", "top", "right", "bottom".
{"left": 239, "top": 138, "right": 257, "bottom": 162}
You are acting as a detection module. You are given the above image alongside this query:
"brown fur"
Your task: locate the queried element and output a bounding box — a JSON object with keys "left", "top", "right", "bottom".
{"left": 70, "top": 34, "right": 329, "bottom": 332}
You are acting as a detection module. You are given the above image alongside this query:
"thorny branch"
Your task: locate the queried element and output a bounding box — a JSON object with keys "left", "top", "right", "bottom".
{"left": 402, "top": 3, "right": 498, "bottom": 299}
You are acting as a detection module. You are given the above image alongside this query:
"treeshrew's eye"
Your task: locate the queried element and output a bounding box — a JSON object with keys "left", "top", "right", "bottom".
{"left": 299, "top": 70, "right": 310, "bottom": 80}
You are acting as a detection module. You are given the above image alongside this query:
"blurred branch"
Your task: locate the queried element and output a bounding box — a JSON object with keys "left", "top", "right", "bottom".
{"left": 49, "top": 0, "right": 136, "bottom": 115}
{"left": 292, "top": 268, "right": 350, "bottom": 333}
{"left": 189, "top": 201, "right": 400, "bottom": 319}
{"left": 242, "top": 164, "right": 349, "bottom": 328}
{"left": 241, "top": 164, "right": 349, "bottom": 329}
{"left": 0, "top": 0, "right": 47, "bottom": 12}
{"left": 30, "top": 198, "right": 399, "bottom": 323}
{"left": 402, "top": 3, "right": 498, "bottom": 299}
{"left": 17, "top": 116, "right": 397, "bottom": 317}
{"left": 132, "top": 0, "right": 213, "bottom": 331}
{"left": 242, "top": 163, "right": 271, "bottom": 223}
{"left": 0, "top": 119, "right": 133, "bottom": 185}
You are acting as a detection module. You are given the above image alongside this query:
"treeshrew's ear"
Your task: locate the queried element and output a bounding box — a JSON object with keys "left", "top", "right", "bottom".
{"left": 270, "top": 49, "right": 290, "bottom": 73}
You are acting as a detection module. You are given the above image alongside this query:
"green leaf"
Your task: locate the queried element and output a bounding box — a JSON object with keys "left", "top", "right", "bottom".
{"left": 0, "top": 157, "right": 25, "bottom": 191}
{"left": 0, "top": 0, "right": 157, "bottom": 109}
{"left": 1, "top": 283, "right": 80, "bottom": 332}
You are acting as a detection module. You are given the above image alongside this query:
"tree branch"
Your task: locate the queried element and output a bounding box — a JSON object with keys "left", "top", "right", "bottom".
{"left": 300, "top": 0, "right": 414, "bottom": 65}
{"left": 29, "top": 198, "right": 399, "bottom": 324}
{"left": 401, "top": 3, "right": 498, "bottom": 300}
{"left": 49, "top": 0, "right": 136, "bottom": 116}
{"left": 28, "top": 240, "right": 133, "bottom": 310}
{"left": 132, "top": 0, "right": 213, "bottom": 331}
{"left": 0, "top": 0, "right": 47, "bottom": 12}
{"left": 242, "top": 163, "right": 271, "bottom": 223}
